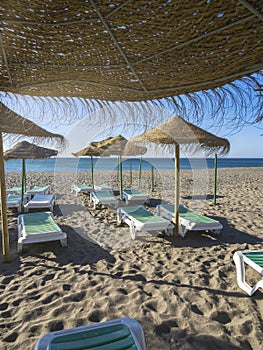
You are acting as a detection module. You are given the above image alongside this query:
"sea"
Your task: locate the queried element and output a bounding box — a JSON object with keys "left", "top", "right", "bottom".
{"left": 4, "top": 157, "right": 263, "bottom": 173}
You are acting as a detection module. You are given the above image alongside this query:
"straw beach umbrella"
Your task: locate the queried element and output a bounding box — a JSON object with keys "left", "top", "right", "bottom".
{"left": 125, "top": 115, "right": 230, "bottom": 234}
{"left": 4, "top": 141, "right": 58, "bottom": 212}
{"left": 0, "top": 102, "right": 64, "bottom": 261}
{"left": 0, "top": 1, "right": 262, "bottom": 127}
{"left": 73, "top": 135, "right": 147, "bottom": 199}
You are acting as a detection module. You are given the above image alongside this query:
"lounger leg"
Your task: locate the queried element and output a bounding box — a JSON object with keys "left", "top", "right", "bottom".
{"left": 233, "top": 251, "right": 263, "bottom": 296}
{"left": 130, "top": 223, "right": 137, "bottom": 240}
{"left": 156, "top": 205, "right": 161, "bottom": 216}
{"left": 60, "top": 238, "right": 67, "bottom": 248}
{"left": 211, "top": 229, "right": 221, "bottom": 235}
{"left": 17, "top": 242, "right": 23, "bottom": 253}
{"left": 178, "top": 225, "right": 187, "bottom": 238}
{"left": 116, "top": 210, "right": 123, "bottom": 225}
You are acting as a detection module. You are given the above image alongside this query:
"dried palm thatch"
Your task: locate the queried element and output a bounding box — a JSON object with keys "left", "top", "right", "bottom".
{"left": 0, "top": 102, "right": 64, "bottom": 146}
{"left": 124, "top": 115, "right": 230, "bottom": 235}
{"left": 0, "top": 102, "right": 64, "bottom": 261}
{"left": 4, "top": 141, "right": 58, "bottom": 160}
{"left": 73, "top": 135, "right": 147, "bottom": 157}
{"left": 125, "top": 116, "right": 230, "bottom": 156}
{"left": 0, "top": 1, "right": 262, "bottom": 125}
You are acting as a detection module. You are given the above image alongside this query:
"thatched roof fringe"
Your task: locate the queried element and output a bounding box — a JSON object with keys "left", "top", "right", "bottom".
{"left": 0, "top": 101, "right": 65, "bottom": 150}
{"left": 1, "top": 72, "right": 262, "bottom": 131}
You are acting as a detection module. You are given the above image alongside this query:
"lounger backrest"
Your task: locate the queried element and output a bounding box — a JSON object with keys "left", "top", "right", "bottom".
{"left": 124, "top": 206, "right": 168, "bottom": 224}
{"left": 94, "top": 191, "right": 115, "bottom": 200}
{"left": 162, "top": 204, "right": 218, "bottom": 223}
{"left": 243, "top": 252, "right": 263, "bottom": 269}
{"left": 22, "top": 213, "right": 60, "bottom": 235}
{"left": 48, "top": 323, "right": 141, "bottom": 350}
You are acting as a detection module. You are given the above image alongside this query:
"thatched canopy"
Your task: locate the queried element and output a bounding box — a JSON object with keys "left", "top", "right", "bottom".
{"left": 125, "top": 115, "right": 230, "bottom": 156}
{"left": 0, "top": 102, "right": 64, "bottom": 145}
{"left": 73, "top": 135, "right": 147, "bottom": 157}
{"left": 4, "top": 141, "right": 58, "bottom": 160}
{"left": 0, "top": 1, "right": 262, "bottom": 124}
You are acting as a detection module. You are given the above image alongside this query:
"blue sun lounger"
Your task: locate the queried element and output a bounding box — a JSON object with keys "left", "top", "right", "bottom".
{"left": 233, "top": 250, "right": 263, "bottom": 296}
{"left": 34, "top": 317, "right": 146, "bottom": 350}
{"left": 156, "top": 203, "right": 223, "bottom": 237}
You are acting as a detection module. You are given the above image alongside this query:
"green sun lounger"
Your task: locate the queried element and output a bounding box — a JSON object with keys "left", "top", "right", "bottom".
{"left": 7, "top": 194, "right": 29, "bottom": 212}
{"left": 72, "top": 183, "right": 93, "bottom": 195}
{"left": 17, "top": 211, "right": 67, "bottom": 253}
{"left": 117, "top": 205, "right": 174, "bottom": 239}
{"left": 94, "top": 183, "right": 113, "bottom": 191}
{"left": 233, "top": 250, "right": 263, "bottom": 296}
{"left": 90, "top": 190, "right": 119, "bottom": 209}
{"left": 34, "top": 317, "right": 146, "bottom": 350}
{"left": 6, "top": 186, "right": 22, "bottom": 195}
{"left": 156, "top": 203, "right": 223, "bottom": 237}
{"left": 122, "top": 189, "right": 149, "bottom": 205}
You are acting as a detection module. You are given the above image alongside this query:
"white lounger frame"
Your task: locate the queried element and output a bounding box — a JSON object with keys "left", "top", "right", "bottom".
{"left": 233, "top": 250, "right": 263, "bottom": 296}
{"left": 90, "top": 190, "right": 119, "bottom": 209}
{"left": 34, "top": 317, "right": 146, "bottom": 350}
{"left": 117, "top": 206, "right": 174, "bottom": 240}
{"left": 17, "top": 211, "right": 67, "bottom": 253}
{"left": 24, "top": 193, "right": 56, "bottom": 212}
{"left": 122, "top": 189, "right": 149, "bottom": 205}
{"left": 156, "top": 204, "right": 223, "bottom": 237}
{"left": 26, "top": 185, "right": 51, "bottom": 199}
{"left": 71, "top": 183, "right": 93, "bottom": 195}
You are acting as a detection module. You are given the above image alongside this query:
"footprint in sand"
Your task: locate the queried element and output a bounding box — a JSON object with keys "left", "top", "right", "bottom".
{"left": 211, "top": 310, "right": 231, "bottom": 324}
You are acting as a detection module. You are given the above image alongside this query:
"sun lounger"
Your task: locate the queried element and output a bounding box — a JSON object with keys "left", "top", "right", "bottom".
{"left": 156, "top": 203, "right": 223, "bottom": 237}
{"left": 17, "top": 211, "right": 67, "bottom": 253}
{"left": 71, "top": 183, "right": 93, "bottom": 195}
{"left": 26, "top": 185, "right": 50, "bottom": 199}
{"left": 34, "top": 317, "right": 146, "bottom": 350}
{"left": 94, "top": 183, "right": 113, "bottom": 191}
{"left": 233, "top": 250, "right": 263, "bottom": 296}
{"left": 122, "top": 189, "right": 149, "bottom": 205}
{"left": 6, "top": 194, "right": 29, "bottom": 212}
{"left": 90, "top": 190, "right": 119, "bottom": 209}
{"left": 6, "top": 186, "right": 22, "bottom": 195}
{"left": 24, "top": 193, "right": 56, "bottom": 212}
{"left": 117, "top": 205, "right": 174, "bottom": 240}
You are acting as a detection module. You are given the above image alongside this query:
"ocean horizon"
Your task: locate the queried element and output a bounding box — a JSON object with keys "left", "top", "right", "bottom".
{"left": 4, "top": 157, "right": 263, "bottom": 173}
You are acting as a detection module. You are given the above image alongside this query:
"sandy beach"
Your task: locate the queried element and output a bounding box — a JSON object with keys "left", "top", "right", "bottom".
{"left": 0, "top": 167, "right": 263, "bottom": 349}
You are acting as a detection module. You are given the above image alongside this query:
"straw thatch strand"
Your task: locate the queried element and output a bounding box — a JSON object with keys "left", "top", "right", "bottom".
{"left": 4, "top": 141, "right": 58, "bottom": 160}
{"left": 73, "top": 135, "right": 147, "bottom": 157}
{"left": 0, "top": 102, "right": 65, "bottom": 147}
{"left": 124, "top": 116, "right": 230, "bottom": 157}
{"left": 0, "top": 1, "right": 262, "bottom": 127}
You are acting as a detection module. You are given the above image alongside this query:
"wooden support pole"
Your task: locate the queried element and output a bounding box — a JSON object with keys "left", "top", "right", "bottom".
{"left": 0, "top": 132, "right": 10, "bottom": 261}
{"left": 174, "top": 144, "right": 180, "bottom": 235}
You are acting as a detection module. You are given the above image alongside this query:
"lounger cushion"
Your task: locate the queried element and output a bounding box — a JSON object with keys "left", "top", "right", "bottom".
{"left": 34, "top": 318, "right": 146, "bottom": 350}
{"left": 21, "top": 212, "right": 61, "bottom": 238}
{"left": 123, "top": 206, "right": 168, "bottom": 224}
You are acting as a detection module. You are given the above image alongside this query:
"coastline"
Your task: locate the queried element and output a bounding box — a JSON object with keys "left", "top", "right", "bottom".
{"left": 1, "top": 167, "right": 263, "bottom": 349}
